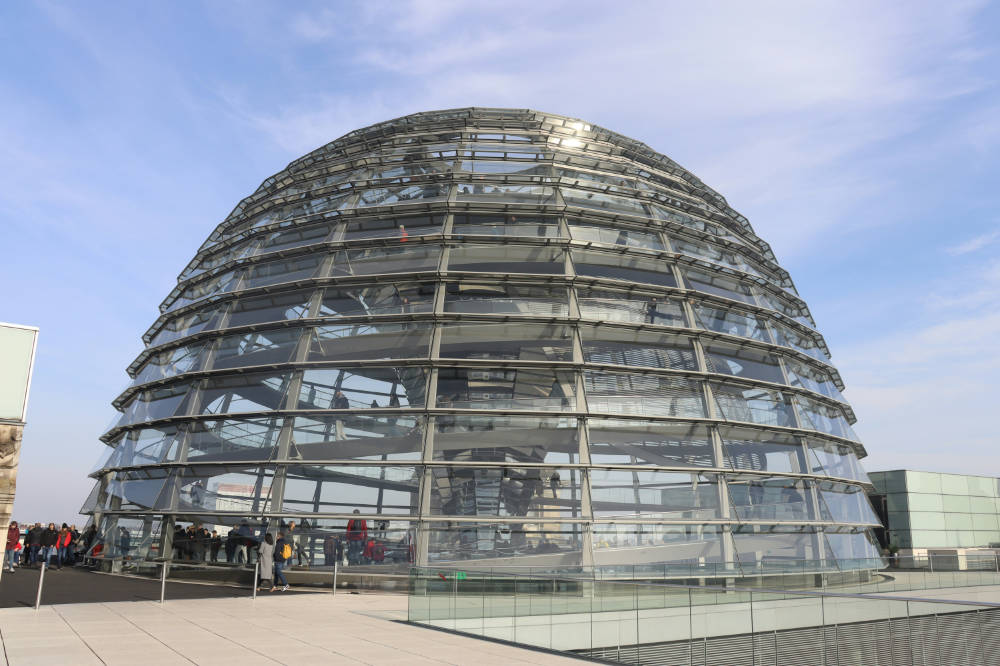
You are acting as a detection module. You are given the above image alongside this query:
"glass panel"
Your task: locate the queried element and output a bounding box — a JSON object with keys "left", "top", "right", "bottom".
{"left": 755, "top": 288, "right": 812, "bottom": 328}
{"left": 428, "top": 466, "right": 583, "bottom": 519}
{"left": 447, "top": 244, "right": 564, "bottom": 274}
{"left": 93, "top": 516, "right": 162, "bottom": 562}
{"left": 425, "top": 521, "right": 584, "bottom": 564}
{"left": 175, "top": 465, "right": 277, "bottom": 514}
{"left": 573, "top": 250, "right": 676, "bottom": 287}
{"left": 703, "top": 343, "right": 784, "bottom": 384}
{"left": 459, "top": 161, "right": 549, "bottom": 176}
{"left": 577, "top": 288, "right": 686, "bottom": 326}
{"left": 118, "top": 425, "right": 184, "bottom": 467}
{"left": 150, "top": 302, "right": 228, "bottom": 347}
{"left": 181, "top": 238, "right": 257, "bottom": 281}
{"left": 330, "top": 246, "right": 441, "bottom": 276}
{"left": 282, "top": 465, "right": 420, "bottom": 515}
{"left": 305, "top": 323, "right": 432, "bottom": 361}
{"left": 584, "top": 371, "right": 706, "bottom": 417}
{"left": 795, "top": 397, "right": 858, "bottom": 441}
{"left": 721, "top": 426, "right": 806, "bottom": 474}
{"left": 581, "top": 326, "right": 697, "bottom": 370}
{"left": 824, "top": 528, "right": 882, "bottom": 561}
{"left": 554, "top": 167, "right": 634, "bottom": 192}
{"left": 226, "top": 290, "right": 313, "bottom": 327}
{"left": 432, "top": 415, "right": 579, "bottom": 464}
{"left": 592, "top": 523, "right": 725, "bottom": 565}
{"left": 186, "top": 417, "right": 284, "bottom": 461}
{"left": 211, "top": 328, "right": 301, "bottom": 370}
{"left": 455, "top": 183, "right": 556, "bottom": 204}
{"left": 713, "top": 383, "right": 796, "bottom": 428}
{"left": 436, "top": 368, "right": 576, "bottom": 411}
{"left": 337, "top": 214, "right": 442, "bottom": 241}
{"left": 905, "top": 471, "right": 942, "bottom": 493}
{"left": 255, "top": 222, "right": 333, "bottom": 255}
{"left": 784, "top": 359, "right": 845, "bottom": 401}
{"left": 807, "top": 439, "right": 870, "bottom": 483}
{"left": 452, "top": 213, "right": 560, "bottom": 238}
{"left": 770, "top": 321, "right": 829, "bottom": 362}
{"left": 732, "top": 526, "right": 835, "bottom": 566}
{"left": 587, "top": 420, "right": 714, "bottom": 467}
{"left": 320, "top": 282, "right": 436, "bottom": 317}
{"left": 728, "top": 477, "right": 815, "bottom": 521}
{"left": 692, "top": 303, "right": 770, "bottom": 342}
{"left": 670, "top": 235, "right": 758, "bottom": 275}
{"left": 356, "top": 183, "right": 448, "bottom": 206}
{"left": 170, "top": 271, "right": 241, "bottom": 312}
{"left": 681, "top": 268, "right": 755, "bottom": 305}
{"left": 299, "top": 367, "right": 428, "bottom": 410}
{"left": 590, "top": 469, "right": 720, "bottom": 519}
{"left": 568, "top": 221, "right": 664, "bottom": 250}
{"left": 102, "top": 469, "right": 173, "bottom": 511}
{"left": 561, "top": 187, "right": 648, "bottom": 216}
{"left": 244, "top": 255, "right": 323, "bottom": 289}
{"left": 817, "top": 482, "right": 880, "bottom": 524}
{"left": 197, "top": 373, "right": 293, "bottom": 415}
{"left": 438, "top": 322, "right": 573, "bottom": 361}
{"left": 290, "top": 414, "right": 424, "bottom": 461}
{"left": 443, "top": 282, "right": 568, "bottom": 316}
{"left": 133, "top": 342, "right": 208, "bottom": 384}
{"left": 252, "top": 191, "right": 350, "bottom": 225}
{"left": 118, "top": 382, "right": 194, "bottom": 427}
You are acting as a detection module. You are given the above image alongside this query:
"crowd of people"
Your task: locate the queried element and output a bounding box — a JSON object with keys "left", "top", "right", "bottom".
{"left": 4, "top": 513, "right": 411, "bottom": 588}
{"left": 4, "top": 521, "right": 99, "bottom": 572}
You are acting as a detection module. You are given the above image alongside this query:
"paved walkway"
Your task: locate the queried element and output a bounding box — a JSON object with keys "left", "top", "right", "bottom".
{"left": 0, "top": 592, "right": 585, "bottom": 665}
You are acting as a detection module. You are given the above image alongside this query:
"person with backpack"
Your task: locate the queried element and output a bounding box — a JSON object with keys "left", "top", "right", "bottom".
{"left": 257, "top": 533, "right": 275, "bottom": 592}
{"left": 273, "top": 532, "right": 291, "bottom": 591}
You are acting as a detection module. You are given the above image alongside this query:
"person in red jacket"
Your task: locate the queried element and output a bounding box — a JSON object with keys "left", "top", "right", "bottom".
{"left": 57, "top": 524, "right": 73, "bottom": 568}
{"left": 346, "top": 510, "right": 367, "bottom": 565}
{"left": 4, "top": 521, "right": 19, "bottom": 573}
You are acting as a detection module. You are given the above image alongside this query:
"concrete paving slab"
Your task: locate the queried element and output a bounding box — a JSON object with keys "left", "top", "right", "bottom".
{"left": 0, "top": 592, "right": 586, "bottom": 665}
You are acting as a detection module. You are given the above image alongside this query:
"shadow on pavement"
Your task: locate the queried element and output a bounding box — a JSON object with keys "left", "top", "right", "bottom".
{"left": 0, "top": 565, "right": 306, "bottom": 608}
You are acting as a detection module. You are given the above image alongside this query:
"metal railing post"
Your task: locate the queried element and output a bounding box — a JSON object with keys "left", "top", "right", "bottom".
{"left": 332, "top": 560, "right": 338, "bottom": 595}
{"left": 160, "top": 562, "right": 167, "bottom": 604}
{"left": 34, "top": 561, "right": 46, "bottom": 610}
{"left": 252, "top": 561, "right": 259, "bottom": 600}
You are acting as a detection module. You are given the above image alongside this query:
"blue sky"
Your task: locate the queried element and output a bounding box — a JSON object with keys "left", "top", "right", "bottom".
{"left": 2, "top": 0, "right": 999, "bottom": 524}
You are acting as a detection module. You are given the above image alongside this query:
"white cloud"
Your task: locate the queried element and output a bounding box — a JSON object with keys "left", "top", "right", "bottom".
{"left": 946, "top": 229, "right": 1000, "bottom": 255}
{"left": 223, "top": 0, "right": 989, "bottom": 260}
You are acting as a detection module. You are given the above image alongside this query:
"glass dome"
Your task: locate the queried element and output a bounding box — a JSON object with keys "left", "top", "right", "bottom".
{"left": 83, "top": 108, "right": 881, "bottom": 574}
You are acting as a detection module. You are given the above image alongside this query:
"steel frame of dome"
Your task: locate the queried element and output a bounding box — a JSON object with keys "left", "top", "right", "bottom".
{"left": 83, "top": 108, "right": 882, "bottom": 573}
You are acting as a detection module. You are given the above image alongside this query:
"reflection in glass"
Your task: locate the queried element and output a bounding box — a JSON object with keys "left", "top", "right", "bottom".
{"left": 437, "top": 367, "right": 575, "bottom": 411}
{"left": 299, "top": 367, "right": 428, "bottom": 410}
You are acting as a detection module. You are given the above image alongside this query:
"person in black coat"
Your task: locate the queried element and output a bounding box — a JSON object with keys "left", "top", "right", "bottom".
{"left": 210, "top": 530, "right": 222, "bottom": 562}
{"left": 40, "top": 523, "right": 59, "bottom": 567}
{"left": 27, "top": 523, "right": 43, "bottom": 566}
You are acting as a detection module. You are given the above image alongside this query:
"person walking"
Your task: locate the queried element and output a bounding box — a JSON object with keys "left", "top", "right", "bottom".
{"left": 26, "top": 522, "right": 43, "bottom": 567}
{"left": 210, "top": 530, "right": 222, "bottom": 562}
{"left": 273, "top": 532, "right": 290, "bottom": 591}
{"left": 257, "top": 533, "right": 275, "bottom": 592}
{"left": 40, "top": 523, "right": 58, "bottom": 568}
{"left": 286, "top": 521, "right": 310, "bottom": 567}
{"left": 236, "top": 520, "right": 252, "bottom": 564}
{"left": 57, "top": 524, "right": 73, "bottom": 567}
{"left": 4, "top": 521, "right": 19, "bottom": 573}
{"left": 346, "top": 510, "right": 367, "bottom": 565}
